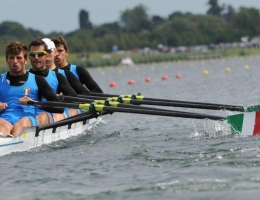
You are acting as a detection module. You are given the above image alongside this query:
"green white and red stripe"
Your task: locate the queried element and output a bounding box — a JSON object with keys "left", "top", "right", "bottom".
{"left": 227, "top": 111, "right": 260, "bottom": 136}
{"left": 23, "top": 88, "right": 30, "bottom": 95}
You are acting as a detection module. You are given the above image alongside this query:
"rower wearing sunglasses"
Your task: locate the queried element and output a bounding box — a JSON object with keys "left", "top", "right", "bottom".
{"left": 28, "top": 38, "right": 77, "bottom": 125}
{"left": 0, "top": 41, "right": 63, "bottom": 137}
{"left": 52, "top": 36, "right": 103, "bottom": 93}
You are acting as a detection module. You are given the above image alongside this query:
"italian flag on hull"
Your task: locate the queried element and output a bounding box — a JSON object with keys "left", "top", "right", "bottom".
{"left": 227, "top": 111, "right": 260, "bottom": 136}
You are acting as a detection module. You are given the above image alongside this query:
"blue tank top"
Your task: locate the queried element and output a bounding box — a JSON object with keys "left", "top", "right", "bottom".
{"left": 0, "top": 72, "right": 39, "bottom": 124}
{"left": 58, "top": 68, "right": 67, "bottom": 79}
{"left": 45, "top": 70, "right": 59, "bottom": 94}
{"left": 35, "top": 70, "right": 59, "bottom": 115}
{"left": 70, "top": 64, "right": 79, "bottom": 80}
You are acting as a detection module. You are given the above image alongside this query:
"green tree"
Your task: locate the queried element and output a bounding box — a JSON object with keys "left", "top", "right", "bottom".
{"left": 93, "top": 22, "right": 121, "bottom": 37}
{"left": 0, "top": 21, "right": 29, "bottom": 38}
{"left": 79, "top": 10, "right": 93, "bottom": 30}
{"left": 207, "top": 0, "right": 223, "bottom": 16}
{"left": 120, "top": 4, "right": 152, "bottom": 33}
{"left": 229, "top": 7, "right": 260, "bottom": 39}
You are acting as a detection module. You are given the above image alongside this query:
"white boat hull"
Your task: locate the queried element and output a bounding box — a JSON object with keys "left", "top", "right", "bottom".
{"left": 0, "top": 117, "right": 101, "bottom": 156}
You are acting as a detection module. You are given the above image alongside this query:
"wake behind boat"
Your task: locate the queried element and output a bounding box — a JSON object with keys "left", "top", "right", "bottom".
{"left": 0, "top": 111, "right": 102, "bottom": 156}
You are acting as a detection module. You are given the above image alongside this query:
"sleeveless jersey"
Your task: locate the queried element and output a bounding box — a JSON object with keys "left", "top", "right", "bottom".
{"left": 69, "top": 64, "right": 79, "bottom": 80}
{"left": 0, "top": 72, "right": 39, "bottom": 125}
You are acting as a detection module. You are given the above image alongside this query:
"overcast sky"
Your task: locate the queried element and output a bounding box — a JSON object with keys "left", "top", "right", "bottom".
{"left": 0, "top": 0, "right": 259, "bottom": 34}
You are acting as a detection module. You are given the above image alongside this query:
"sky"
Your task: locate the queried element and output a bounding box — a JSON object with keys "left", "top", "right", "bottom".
{"left": 0, "top": 0, "right": 260, "bottom": 34}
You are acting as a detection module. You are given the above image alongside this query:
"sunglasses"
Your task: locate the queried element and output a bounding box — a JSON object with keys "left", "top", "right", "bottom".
{"left": 29, "top": 51, "right": 48, "bottom": 57}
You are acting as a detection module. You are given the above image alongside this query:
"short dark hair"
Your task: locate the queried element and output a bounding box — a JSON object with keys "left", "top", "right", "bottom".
{"left": 28, "top": 37, "right": 48, "bottom": 51}
{"left": 52, "top": 36, "right": 68, "bottom": 51}
{"left": 5, "top": 41, "right": 28, "bottom": 59}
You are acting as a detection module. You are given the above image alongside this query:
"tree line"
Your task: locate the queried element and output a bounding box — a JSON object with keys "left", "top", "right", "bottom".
{"left": 0, "top": 0, "right": 260, "bottom": 55}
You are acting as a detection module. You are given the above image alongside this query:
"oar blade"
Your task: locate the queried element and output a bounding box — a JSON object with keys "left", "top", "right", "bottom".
{"left": 227, "top": 111, "right": 260, "bottom": 136}
{"left": 246, "top": 105, "right": 260, "bottom": 112}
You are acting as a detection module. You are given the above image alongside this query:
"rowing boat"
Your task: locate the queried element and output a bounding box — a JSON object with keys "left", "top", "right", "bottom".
{"left": 0, "top": 113, "right": 102, "bottom": 156}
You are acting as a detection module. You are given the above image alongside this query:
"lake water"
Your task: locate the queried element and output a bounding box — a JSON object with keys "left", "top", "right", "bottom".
{"left": 1, "top": 56, "right": 260, "bottom": 200}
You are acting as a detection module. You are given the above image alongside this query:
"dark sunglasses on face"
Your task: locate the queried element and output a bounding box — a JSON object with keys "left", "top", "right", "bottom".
{"left": 29, "top": 51, "right": 47, "bottom": 57}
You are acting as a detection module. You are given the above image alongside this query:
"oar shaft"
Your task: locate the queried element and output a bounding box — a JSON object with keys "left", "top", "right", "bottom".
{"left": 28, "top": 100, "right": 225, "bottom": 121}
{"left": 127, "top": 99, "right": 244, "bottom": 111}
{"left": 80, "top": 93, "right": 245, "bottom": 112}
{"left": 61, "top": 95, "right": 201, "bottom": 114}
{"left": 101, "top": 106, "right": 225, "bottom": 121}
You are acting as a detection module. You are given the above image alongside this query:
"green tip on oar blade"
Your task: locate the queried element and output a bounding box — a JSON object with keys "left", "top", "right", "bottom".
{"left": 226, "top": 113, "right": 244, "bottom": 134}
{"left": 246, "top": 105, "right": 260, "bottom": 112}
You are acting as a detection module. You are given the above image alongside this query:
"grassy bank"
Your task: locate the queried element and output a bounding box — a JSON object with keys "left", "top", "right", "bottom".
{"left": 0, "top": 48, "right": 260, "bottom": 73}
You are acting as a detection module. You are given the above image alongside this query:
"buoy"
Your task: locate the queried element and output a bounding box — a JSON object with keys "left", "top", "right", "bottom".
{"left": 128, "top": 79, "right": 135, "bottom": 85}
{"left": 109, "top": 81, "right": 116, "bottom": 87}
{"left": 203, "top": 70, "right": 209, "bottom": 75}
{"left": 244, "top": 65, "right": 249, "bottom": 69}
{"left": 225, "top": 67, "right": 231, "bottom": 72}
{"left": 162, "top": 75, "right": 168, "bottom": 80}
{"left": 145, "top": 77, "right": 151, "bottom": 82}
{"left": 175, "top": 74, "right": 181, "bottom": 79}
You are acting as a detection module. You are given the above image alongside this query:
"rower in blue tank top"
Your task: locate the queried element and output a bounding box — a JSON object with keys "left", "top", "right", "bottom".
{"left": 28, "top": 37, "right": 78, "bottom": 125}
{"left": 0, "top": 41, "right": 63, "bottom": 137}
{"left": 0, "top": 72, "right": 38, "bottom": 126}
{"left": 33, "top": 70, "right": 68, "bottom": 122}
{"left": 52, "top": 36, "right": 103, "bottom": 93}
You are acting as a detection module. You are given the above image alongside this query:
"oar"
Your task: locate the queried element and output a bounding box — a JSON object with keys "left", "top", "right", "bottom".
{"left": 77, "top": 94, "right": 245, "bottom": 112}
{"left": 27, "top": 100, "right": 260, "bottom": 136}
{"left": 245, "top": 105, "right": 260, "bottom": 112}
{"left": 60, "top": 95, "right": 218, "bottom": 114}
{"left": 27, "top": 100, "right": 225, "bottom": 120}
{"left": 84, "top": 92, "right": 245, "bottom": 112}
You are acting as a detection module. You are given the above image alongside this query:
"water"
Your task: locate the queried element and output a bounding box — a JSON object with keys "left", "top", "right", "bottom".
{"left": 1, "top": 56, "right": 260, "bottom": 199}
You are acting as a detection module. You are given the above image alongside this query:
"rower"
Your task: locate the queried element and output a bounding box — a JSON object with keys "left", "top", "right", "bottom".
{"left": 42, "top": 38, "right": 90, "bottom": 95}
{"left": 0, "top": 41, "right": 63, "bottom": 137}
{"left": 42, "top": 38, "right": 90, "bottom": 116}
{"left": 52, "top": 36, "right": 103, "bottom": 93}
{"left": 28, "top": 38, "right": 77, "bottom": 125}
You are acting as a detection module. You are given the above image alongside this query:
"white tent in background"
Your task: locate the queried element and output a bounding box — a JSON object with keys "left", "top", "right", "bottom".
{"left": 119, "top": 57, "right": 135, "bottom": 66}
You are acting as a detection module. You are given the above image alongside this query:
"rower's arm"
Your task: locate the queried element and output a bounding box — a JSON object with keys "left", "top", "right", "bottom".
{"left": 35, "top": 75, "right": 64, "bottom": 113}
{"left": 64, "top": 70, "right": 90, "bottom": 95}
{"left": 76, "top": 66, "right": 103, "bottom": 93}
{"left": 55, "top": 73, "right": 77, "bottom": 96}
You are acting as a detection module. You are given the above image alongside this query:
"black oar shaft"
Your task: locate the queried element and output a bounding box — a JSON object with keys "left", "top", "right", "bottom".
{"left": 62, "top": 95, "right": 222, "bottom": 115}
{"left": 102, "top": 106, "right": 225, "bottom": 121}
{"left": 79, "top": 95, "right": 244, "bottom": 112}
{"left": 128, "top": 99, "right": 244, "bottom": 112}
{"left": 27, "top": 100, "right": 225, "bottom": 121}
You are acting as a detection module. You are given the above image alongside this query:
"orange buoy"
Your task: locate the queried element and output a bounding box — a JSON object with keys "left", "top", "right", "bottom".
{"left": 145, "top": 77, "right": 151, "bottom": 82}
{"left": 162, "top": 75, "right": 168, "bottom": 80}
{"left": 175, "top": 74, "right": 182, "bottom": 79}
{"left": 109, "top": 81, "right": 116, "bottom": 87}
{"left": 128, "top": 79, "right": 135, "bottom": 85}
